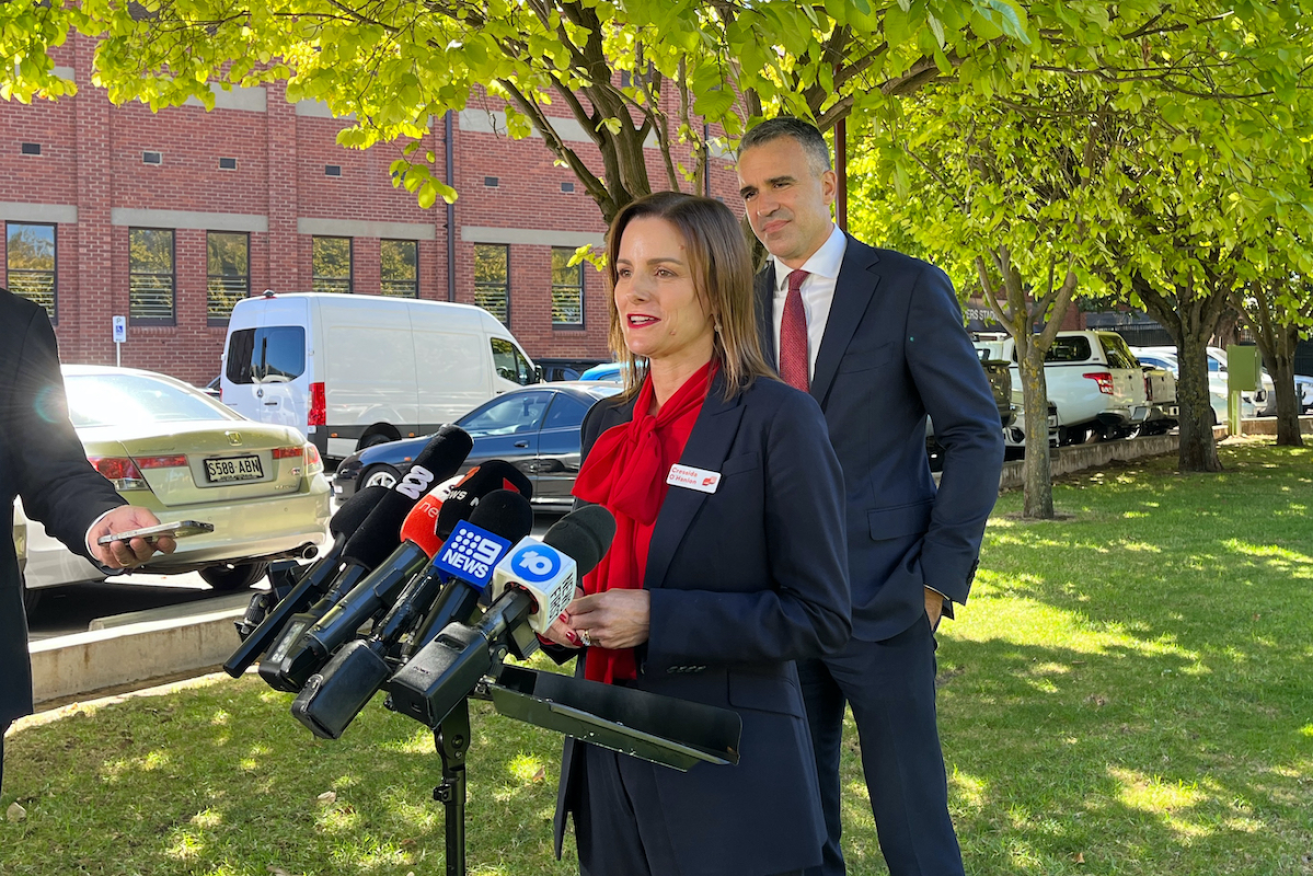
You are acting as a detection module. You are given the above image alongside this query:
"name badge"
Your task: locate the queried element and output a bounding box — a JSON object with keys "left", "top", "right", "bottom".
{"left": 667, "top": 463, "right": 721, "bottom": 494}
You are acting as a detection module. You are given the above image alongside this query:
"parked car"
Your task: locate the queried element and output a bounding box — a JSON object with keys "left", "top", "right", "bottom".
{"left": 20, "top": 365, "right": 332, "bottom": 610}
{"left": 199, "top": 374, "right": 222, "bottom": 401}
{"left": 12, "top": 505, "right": 28, "bottom": 614}
{"left": 926, "top": 350, "right": 1014, "bottom": 469}
{"left": 1297, "top": 375, "right": 1313, "bottom": 413}
{"left": 221, "top": 292, "right": 540, "bottom": 460}
{"left": 579, "top": 361, "right": 627, "bottom": 382}
{"left": 1130, "top": 348, "right": 1257, "bottom": 424}
{"left": 334, "top": 382, "right": 623, "bottom": 506}
{"left": 973, "top": 331, "right": 1149, "bottom": 444}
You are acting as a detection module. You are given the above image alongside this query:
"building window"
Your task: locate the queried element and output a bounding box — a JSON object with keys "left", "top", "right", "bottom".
{"left": 129, "top": 228, "right": 175, "bottom": 324}
{"left": 312, "top": 236, "right": 352, "bottom": 293}
{"left": 380, "top": 239, "right": 418, "bottom": 298}
{"left": 207, "top": 231, "right": 249, "bottom": 324}
{"left": 474, "top": 244, "right": 509, "bottom": 324}
{"left": 6, "top": 223, "right": 57, "bottom": 320}
{"left": 551, "top": 247, "right": 584, "bottom": 327}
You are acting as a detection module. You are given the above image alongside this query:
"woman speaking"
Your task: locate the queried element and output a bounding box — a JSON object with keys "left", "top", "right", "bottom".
{"left": 544, "top": 192, "right": 851, "bottom": 876}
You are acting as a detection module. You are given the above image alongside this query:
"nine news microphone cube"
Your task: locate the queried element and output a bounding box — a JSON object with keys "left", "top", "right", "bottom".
{"left": 429, "top": 520, "right": 512, "bottom": 592}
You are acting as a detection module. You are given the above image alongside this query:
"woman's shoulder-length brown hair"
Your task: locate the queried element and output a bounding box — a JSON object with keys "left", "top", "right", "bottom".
{"left": 604, "top": 191, "right": 775, "bottom": 400}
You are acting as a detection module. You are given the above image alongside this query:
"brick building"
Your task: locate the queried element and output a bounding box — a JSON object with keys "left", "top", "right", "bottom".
{"left": 1, "top": 35, "right": 739, "bottom": 385}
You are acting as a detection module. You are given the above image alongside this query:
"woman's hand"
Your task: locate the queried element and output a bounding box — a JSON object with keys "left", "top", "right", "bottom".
{"left": 540, "top": 587, "right": 587, "bottom": 648}
{"left": 566, "top": 590, "right": 651, "bottom": 650}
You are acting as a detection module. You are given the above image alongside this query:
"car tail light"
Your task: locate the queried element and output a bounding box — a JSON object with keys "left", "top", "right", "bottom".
{"left": 1083, "top": 372, "right": 1114, "bottom": 395}
{"left": 272, "top": 446, "right": 303, "bottom": 460}
{"left": 134, "top": 454, "right": 189, "bottom": 469}
{"left": 89, "top": 456, "right": 148, "bottom": 491}
{"left": 304, "top": 443, "right": 324, "bottom": 474}
{"left": 308, "top": 382, "right": 327, "bottom": 427}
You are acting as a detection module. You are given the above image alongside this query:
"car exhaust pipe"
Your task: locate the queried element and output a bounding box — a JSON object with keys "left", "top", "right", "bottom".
{"left": 297, "top": 543, "right": 319, "bottom": 560}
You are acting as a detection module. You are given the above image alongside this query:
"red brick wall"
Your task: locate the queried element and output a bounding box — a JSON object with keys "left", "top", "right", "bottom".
{"left": 0, "top": 54, "right": 741, "bottom": 386}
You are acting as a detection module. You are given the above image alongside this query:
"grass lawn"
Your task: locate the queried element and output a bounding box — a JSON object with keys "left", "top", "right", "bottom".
{"left": 3, "top": 440, "right": 1310, "bottom": 875}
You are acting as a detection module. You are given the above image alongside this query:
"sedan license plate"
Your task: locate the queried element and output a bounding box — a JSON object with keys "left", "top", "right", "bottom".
{"left": 205, "top": 455, "right": 264, "bottom": 483}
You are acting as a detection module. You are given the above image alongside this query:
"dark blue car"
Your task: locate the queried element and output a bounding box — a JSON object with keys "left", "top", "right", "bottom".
{"left": 332, "top": 381, "right": 622, "bottom": 506}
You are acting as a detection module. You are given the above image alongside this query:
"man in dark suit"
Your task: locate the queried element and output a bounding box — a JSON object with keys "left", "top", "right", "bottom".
{"left": 736, "top": 118, "right": 1005, "bottom": 876}
{"left": 1, "top": 287, "right": 174, "bottom": 793}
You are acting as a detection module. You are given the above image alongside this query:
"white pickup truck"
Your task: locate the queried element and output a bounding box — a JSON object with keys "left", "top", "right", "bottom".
{"left": 974, "top": 331, "right": 1152, "bottom": 445}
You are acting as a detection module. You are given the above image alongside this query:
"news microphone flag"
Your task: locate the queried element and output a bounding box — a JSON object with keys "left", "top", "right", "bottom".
{"left": 489, "top": 537, "right": 579, "bottom": 636}
{"left": 430, "top": 520, "right": 513, "bottom": 592}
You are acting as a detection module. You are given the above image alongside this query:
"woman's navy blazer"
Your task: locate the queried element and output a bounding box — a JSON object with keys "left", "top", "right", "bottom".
{"left": 553, "top": 370, "right": 852, "bottom": 876}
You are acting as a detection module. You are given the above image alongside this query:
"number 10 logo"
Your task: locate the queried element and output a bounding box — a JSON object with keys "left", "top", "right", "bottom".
{"left": 511, "top": 546, "right": 560, "bottom": 582}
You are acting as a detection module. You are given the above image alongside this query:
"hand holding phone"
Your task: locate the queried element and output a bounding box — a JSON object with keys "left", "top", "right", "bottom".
{"left": 97, "top": 520, "right": 214, "bottom": 546}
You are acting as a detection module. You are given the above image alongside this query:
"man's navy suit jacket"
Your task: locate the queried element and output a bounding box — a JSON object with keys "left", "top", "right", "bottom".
{"left": 553, "top": 372, "right": 851, "bottom": 876}
{"left": 0, "top": 290, "right": 124, "bottom": 726}
{"left": 755, "top": 234, "right": 1004, "bottom": 642}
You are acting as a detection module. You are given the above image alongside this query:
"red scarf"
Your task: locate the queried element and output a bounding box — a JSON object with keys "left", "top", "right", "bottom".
{"left": 572, "top": 362, "right": 715, "bottom": 683}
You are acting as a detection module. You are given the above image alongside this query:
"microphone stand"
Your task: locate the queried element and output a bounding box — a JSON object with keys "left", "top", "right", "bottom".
{"left": 432, "top": 699, "right": 472, "bottom": 876}
{"left": 410, "top": 665, "right": 744, "bottom": 876}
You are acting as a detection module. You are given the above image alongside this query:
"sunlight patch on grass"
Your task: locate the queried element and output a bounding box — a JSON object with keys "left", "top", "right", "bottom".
{"left": 507, "top": 753, "right": 546, "bottom": 784}
{"left": 380, "top": 728, "right": 441, "bottom": 755}
{"left": 316, "top": 800, "right": 363, "bottom": 832}
{"left": 210, "top": 709, "right": 230, "bottom": 726}
{"left": 952, "top": 592, "right": 1203, "bottom": 668}
{"left": 1221, "top": 539, "right": 1313, "bottom": 578}
{"left": 102, "top": 748, "right": 173, "bottom": 780}
{"left": 1300, "top": 724, "right": 1313, "bottom": 739}
{"left": 1110, "top": 767, "right": 1217, "bottom": 838}
{"left": 1114, "top": 539, "right": 1162, "bottom": 552}
{"left": 949, "top": 768, "right": 989, "bottom": 810}
{"left": 165, "top": 830, "right": 205, "bottom": 860}
{"left": 190, "top": 808, "right": 223, "bottom": 828}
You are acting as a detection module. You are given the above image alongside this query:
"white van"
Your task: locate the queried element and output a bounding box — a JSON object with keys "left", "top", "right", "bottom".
{"left": 221, "top": 292, "right": 540, "bottom": 459}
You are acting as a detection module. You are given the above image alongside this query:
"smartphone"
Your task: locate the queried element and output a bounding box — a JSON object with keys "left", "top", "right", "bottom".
{"left": 97, "top": 520, "right": 214, "bottom": 545}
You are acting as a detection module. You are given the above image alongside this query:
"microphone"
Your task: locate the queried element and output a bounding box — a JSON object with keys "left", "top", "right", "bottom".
{"left": 260, "top": 484, "right": 450, "bottom": 692}
{"left": 224, "top": 484, "right": 390, "bottom": 677}
{"left": 289, "top": 490, "right": 534, "bottom": 739}
{"left": 387, "top": 505, "right": 615, "bottom": 729}
{"left": 257, "top": 427, "right": 472, "bottom": 691}
{"left": 434, "top": 460, "right": 533, "bottom": 540}
{"left": 402, "top": 460, "right": 535, "bottom": 656}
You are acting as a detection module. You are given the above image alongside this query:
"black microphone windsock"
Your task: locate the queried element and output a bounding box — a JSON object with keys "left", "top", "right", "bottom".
{"left": 435, "top": 459, "right": 534, "bottom": 540}
{"left": 329, "top": 485, "right": 391, "bottom": 539}
{"left": 542, "top": 504, "right": 616, "bottom": 576}
{"left": 341, "top": 426, "right": 473, "bottom": 569}
{"left": 466, "top": 489, "right": 535, "bottom": 544}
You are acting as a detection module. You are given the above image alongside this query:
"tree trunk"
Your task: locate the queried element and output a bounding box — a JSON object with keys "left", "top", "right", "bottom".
{"left": 1137, "top": 280, "right": 1225, "bottom": 472}
{"left": 1270, "top": 349, "right": 1302, "bottom": 446}
{"left": 1175, "top": 331, "right": 1222, "bottom": 470}
{"left": 1018, "top": 342, "right": 1055, "bottom": 518}
{"left": 1241, "top": 292, "right": 1304, "bottom": 448}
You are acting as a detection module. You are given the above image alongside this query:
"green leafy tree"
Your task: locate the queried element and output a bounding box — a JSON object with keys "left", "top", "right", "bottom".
{"left": 5, "top": 0, "right": 1034, "bottom": 221}
{"left": 853, "top": 1, "right": 1310, "bottom": 490}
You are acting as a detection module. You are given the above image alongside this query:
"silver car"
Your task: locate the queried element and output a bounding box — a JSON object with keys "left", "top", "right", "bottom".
{"left": 21, "top": 365, "right": 332, "bottom": 609}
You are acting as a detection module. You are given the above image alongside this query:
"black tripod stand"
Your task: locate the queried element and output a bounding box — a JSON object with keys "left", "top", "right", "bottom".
{"left": 433, "top": 698, "right": 472, "bottom": 876}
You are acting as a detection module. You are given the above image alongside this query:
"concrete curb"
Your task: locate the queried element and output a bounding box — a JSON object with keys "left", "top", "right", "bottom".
{"left": 30, "top": 600, "right": 245, "bottom": 706}
{"left": 998, "top": 433, "right": 1180, "bottom": 490}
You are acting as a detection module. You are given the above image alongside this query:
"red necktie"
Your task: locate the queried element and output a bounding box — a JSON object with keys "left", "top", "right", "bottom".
{"left": 779, "top": 269, "right": 810, "bottom": 391}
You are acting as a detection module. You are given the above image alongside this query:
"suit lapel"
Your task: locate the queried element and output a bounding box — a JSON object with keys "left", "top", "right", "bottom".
{"left": 643, "top": 370, "right": 745, "bottom": 591}
{"left": 755, "top": 267, "right": 777, "bottom": 367}
{"left": 810, "top": 235, "right": 881, "bottom": 407}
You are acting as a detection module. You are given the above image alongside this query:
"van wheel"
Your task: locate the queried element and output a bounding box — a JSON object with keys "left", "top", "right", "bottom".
{"left": 361, "top": 463, "right": 402, "bottom": 491}
{"left": 199, "top": 562, "right": 269, "bottom": 591}
{"left": 20, "top": 570, "right": 40, "bottom": 619}
{"left": 360, "top": 433, "right": 393, "bottom": 450}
